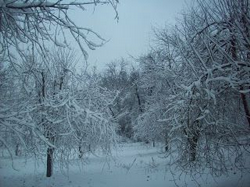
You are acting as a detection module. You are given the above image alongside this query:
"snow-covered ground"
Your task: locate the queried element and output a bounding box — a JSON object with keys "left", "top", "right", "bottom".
{"left": 1, "top": 142, "right": 250, "bottom": 187}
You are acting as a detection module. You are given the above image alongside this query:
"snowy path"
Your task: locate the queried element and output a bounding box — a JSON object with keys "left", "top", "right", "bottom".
{"left": 0, "top": 143, "right": 250, "bottom": 187}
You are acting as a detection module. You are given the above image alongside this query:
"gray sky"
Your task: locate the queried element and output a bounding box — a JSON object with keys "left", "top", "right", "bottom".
{"left": 71, "top": 0, "right": 191, "bottom": 71}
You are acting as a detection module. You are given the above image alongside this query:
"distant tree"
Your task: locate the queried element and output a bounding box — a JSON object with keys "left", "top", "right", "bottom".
{"left": 134, "top": 49, "right": 180, "bottom": 149}
{"left": 101, "top": 60, "right": 143, "bottom": 140}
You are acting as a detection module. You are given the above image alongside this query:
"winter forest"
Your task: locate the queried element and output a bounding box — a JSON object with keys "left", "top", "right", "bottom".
{"left": 1, "top": 0, "right": 250, "bottom": 187}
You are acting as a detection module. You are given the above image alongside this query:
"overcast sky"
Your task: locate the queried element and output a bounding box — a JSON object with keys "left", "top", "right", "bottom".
{"left": 70, "top": 0, "right": 191, "bottom": 71}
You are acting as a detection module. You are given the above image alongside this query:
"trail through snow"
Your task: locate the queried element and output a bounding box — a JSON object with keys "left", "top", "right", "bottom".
{"left": 0, "top": 143, "right": 250, "bottom": 187}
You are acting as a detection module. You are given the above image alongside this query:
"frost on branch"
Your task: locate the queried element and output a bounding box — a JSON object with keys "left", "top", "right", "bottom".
{"left": 0, "top": 0, "right": 119, "bottom": 61}
{"left": 133, "top": 0, "right": 250, "bottom": 178}
{"left": 0, "top": 49, "right": 117, "bottom": 176}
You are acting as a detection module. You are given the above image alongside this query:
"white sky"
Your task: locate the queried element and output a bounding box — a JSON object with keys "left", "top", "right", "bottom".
{"left": 70, "top": 0, "right": 191, "bottom": 71}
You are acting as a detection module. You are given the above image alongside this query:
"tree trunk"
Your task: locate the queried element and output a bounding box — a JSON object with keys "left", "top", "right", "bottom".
{"left": 15, "top": 143, "right": 21, "bottom": 156}
{"left": 46, "top": 147, "right": 54, "bottom": 177}
{"left": 79, "top": 145, "right": 83, "bottom": 158}
{"left": 185, "top": 120, "right": 200, "bottom": 162}
{"left": 240, "top": 87, "right": 250, "bottom": 128}
{"left": 229, "top": 18, "right": 250, "bottom": 127}
{"left": 188, "top": 136, "right": 198, "bottom": 162}
{"left": 135, "top": 84, "right": 143, "bottom": 113}
{"left": 164, "top": 134, "right": 168, "bottom": 152}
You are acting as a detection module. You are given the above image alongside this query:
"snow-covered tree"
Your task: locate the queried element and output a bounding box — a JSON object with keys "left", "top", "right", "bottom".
{"left": 0, "top": 49, "right": 117, "bottom": 177}
{"left": 171, "top": 0, "right": 250, "bottom": 168}
{"left": 100, "top": 60, "right": 144, "bottom": 140}
{"left": 134, "top": 51, "right": 178, "bottom": 148}
{"left": 0, "top": 0, "right": 119, "bottom": 177}
{"left": 0, "top": 0, "right": 118, "bottom": 62}
{"left": 134, "top": 0, "right": 250, "bottom": 177}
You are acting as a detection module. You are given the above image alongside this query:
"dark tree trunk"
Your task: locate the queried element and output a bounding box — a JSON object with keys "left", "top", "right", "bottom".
{"left": 88, "top": 144, "right": 91, "bottom": 152}
{"left": 165, "top": 145, "right": 168, "bottom": 152}
{"left": 188, "top": 136, "right": 198, "bottom": 162}
{"left": 239, "top": 5, "right": 250, "bottom": 128}
{"left": 46, "top": 147, "right": 54, "bottom": 177}
{"left": 164, "top": 134, "right": 168, "bottom": 152}
{"left": 135, "top": 84, "right": 143, "bottom": 113}
{"left": 79, "top": 145, "right": 83, "bottom": 158}
{"left": 185, "top": 120, "right": 200, "bottom": 162}
{"left": 228, "top": 16, "right": 250, "bottom": 127}
{"left": 15, "top": 144, "right": 21, "bottom": 156}
{"left": 240, "top": 87, "right": 250, "bottom": 128}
